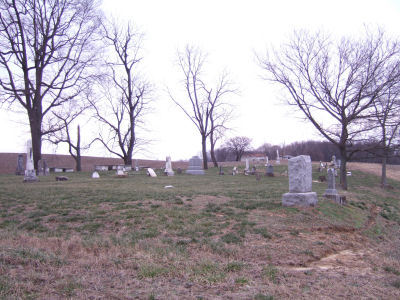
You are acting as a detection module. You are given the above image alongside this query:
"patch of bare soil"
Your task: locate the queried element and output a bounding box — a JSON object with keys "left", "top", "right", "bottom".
{"left": 348, "top": 162, "right": 400, "bottom": 181}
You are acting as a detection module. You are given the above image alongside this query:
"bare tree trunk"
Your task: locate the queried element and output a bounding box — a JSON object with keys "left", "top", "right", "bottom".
{"left": 202, "top": 135, "right": 208, "bottom": 170}
{"left": 124, "top": 156, "right": 132, "bottom": 167}
{"left": 209, "top": 132, "right": 218, "bottom": 167}
{"left": 76, "top": 125, "right": 81, "bottom": 172}
{"left": 29, "top": 113, "right": 42, "bottom": 171}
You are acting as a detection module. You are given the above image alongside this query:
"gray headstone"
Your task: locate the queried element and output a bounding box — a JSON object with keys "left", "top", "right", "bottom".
{"left": 282, "top": 155, "right": 317, "bottom": 207}
{"left": 323, "top": 168, "right": 340, "bottom": 203}
{"left": 38, "top": 159, "right": 49, "bottom": 176}
{"left": 16, "top": 154, "right": 24, "bottom": 175}
{"left": 266, "top": 164, "right": 274, "bottom": 177}
{"left": 219, "top": 166, "right": 224, "bottom": 175}
{"left": 186, "top": 156, "right": 205, "bottom": 175}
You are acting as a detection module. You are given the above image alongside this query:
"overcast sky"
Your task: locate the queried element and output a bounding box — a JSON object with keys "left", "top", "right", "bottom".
{"left": 1, "top": 0, "right": 400, "bottom": 160}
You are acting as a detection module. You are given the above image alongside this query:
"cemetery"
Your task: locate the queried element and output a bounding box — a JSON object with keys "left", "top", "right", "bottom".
{"left": 0, "top": 2, "right": 400, "bottom": 298}
{"left": 0, "top": 153, "right": 399, "bottom": 299}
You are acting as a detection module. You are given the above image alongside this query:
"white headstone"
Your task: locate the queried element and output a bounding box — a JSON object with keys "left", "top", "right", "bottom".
{"left": 276, "top": 149, "right": 280, "bottom": 164}
{"left": 92, "top": 171, "right": 100, "bottom": 178}
{"left": 24, "top": 140, "right": 38, "bottom": 182}
{"left": 245, "top": 158, "right": 250, "bottom": 171}
{"left": 147, "top": 168, "right": 157, "bottom": 177}
{"left": 165, "top": 156, "right": 174, "bottom": 176}
{"left": 265, "top": 156, "right": 269, "bottom": 166}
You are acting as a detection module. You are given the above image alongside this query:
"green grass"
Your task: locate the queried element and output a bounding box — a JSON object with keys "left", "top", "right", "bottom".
{"left": 0, "top": 166, "right": 399, "bottom": 298}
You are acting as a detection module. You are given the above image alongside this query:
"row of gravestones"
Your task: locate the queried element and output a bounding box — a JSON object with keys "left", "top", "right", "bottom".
{"left": 19, "top": 141, "right": 341, "bottom": 206}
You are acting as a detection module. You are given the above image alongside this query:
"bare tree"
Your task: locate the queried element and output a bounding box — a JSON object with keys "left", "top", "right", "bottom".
{"left": 170, "top": 46, "right": 235, "bottom": 169}
{"left": 0, "top": 0, "right": 101, "bottom": 169}
{"left": 225, "top": 136, "right": 252, "bottom": 161}
{"left": 258, "top": 29, "right": 400, "bottom": 190}
{"left": 369, "top": 84, "right": 400, "bottom": 186}
{"left": 90, "top": 21, "right": 150, "bottom": 166}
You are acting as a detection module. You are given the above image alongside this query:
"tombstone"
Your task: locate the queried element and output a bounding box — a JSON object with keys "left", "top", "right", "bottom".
{"left": 23, "top": 140, "right": 39, "bottom": 182}
{"left": 38, "top": 159, "right": 49, "bottom": 176}
{"left": 16, "top": 154, "right": 24, "bottom": 175}
{"left": 266, "top": 164, "right": 274, "bottom": 177}
{"left": 318, "top": 161, "right": 324, "bottom": 172}
{"left": 244, "top": 158, "right": 250, "bottom": 172}
{"left": 323, "top": 168, "right": 341, "bottom": 203}
{"left": 264, "top": 156, "right": 269, "bottom": 167}
{"left": 116, "top": 169, "right": 128, "bottom": 178}
{"left": 336, "top": 159, "right": 341, "bottom": 169}
{"left": 331, "top": 155, "right": 336, "bottom": 167}
{"left": 219, "top": 166, "right": 224, "bottom": 175}
{"left": 176, "top": 168, "right": 182, "bottom": 174}
{"left": 250, "top": 166, "right": 256, "bottom": 175}
{"left": 282, "top": 155, "right": 317, "bottom": 207}
{"left": 147, "top": 168, "right": 157, "bottom": 177}
{"left": 164, "top": 156, "right": 174, "bottom": 176}
{"left": 186, "top": 156, "right": 205, "bottom": 175}
{"left": 276, "top": 149, "right": 280, "bottom": 164}
{"left": 92, "top": 171, "right": 100, "bottom": 178}
{"left": 134, "top": 159, "right": 140, "bottom": 171}
{"left": 232, "top": 166, "right": 238, "bottom": 176}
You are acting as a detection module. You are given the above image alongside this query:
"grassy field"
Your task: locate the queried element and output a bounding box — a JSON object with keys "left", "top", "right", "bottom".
{"left": 0, "top": 164, "right": 400, "bottom": 299}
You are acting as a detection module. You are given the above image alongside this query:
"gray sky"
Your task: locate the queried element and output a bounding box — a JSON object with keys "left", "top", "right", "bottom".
{"left": 1, "top": 0, "right": 400, "bottom": 160}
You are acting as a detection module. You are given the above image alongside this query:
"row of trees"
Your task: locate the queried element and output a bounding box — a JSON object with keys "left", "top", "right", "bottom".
{"left": 0, "top": 1, "right": 398, "bottom": 190}
{"left": 0, "top": 0, "right": 152, "bottom": 171}
{"left": 0, "top": 0, "right": 236, "bottom": 172}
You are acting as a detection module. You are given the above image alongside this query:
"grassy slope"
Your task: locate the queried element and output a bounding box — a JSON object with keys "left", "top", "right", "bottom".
{"left": 0, "top": 164, "right": 399, "bottom": 299}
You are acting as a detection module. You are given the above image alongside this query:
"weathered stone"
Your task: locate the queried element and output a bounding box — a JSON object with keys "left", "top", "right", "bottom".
{"left": 288, "top": 155, "right": 312, "bottom": 193}
{"left": 147, "top": 168, "right": 157, "bottom": 177}
{"left": 282, "top": 155, "right": 317, "bottom": 207}
{"left": 24, "top": 140, "right": 39, "bottom": 182}
{"left": 92, "top": 171, "right": 100, "bottom": 178}
{"left": 276, "top": 149, "right": 280, "bottom": 164}
{"left": 38, "top": 159, "right": 49, "bottom": 176}
{"left": 16, "top": 154, "right": 24, "bottom": 175}
{"left": 186, "top": 156, "right": 204, "bottom": 175}
{"left": 244, "top": 158, "right": 250, "bottom": 172}
{"left": 266, "top": 165, "right": 274, "bottom": 177}
{"left": 164, "top": 156, "right": 174, "bottom": 176}
{"left": 282, "top": 192, "right": 318, "bottom": 207}
{"left": 324, "top": 168, "right": 340, "bottom": 203}
{"left": 219, "top": 166, "right": 224, "bottom": 175}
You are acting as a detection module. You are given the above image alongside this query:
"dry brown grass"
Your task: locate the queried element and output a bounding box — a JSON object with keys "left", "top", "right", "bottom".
{"left": 348, "top": 162, "right": 400, "bottom": 181}
{"left": 1, "top": 164, "right": 400, "bottom": 299}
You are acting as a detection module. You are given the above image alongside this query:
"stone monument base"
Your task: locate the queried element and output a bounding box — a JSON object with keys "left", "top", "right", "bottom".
{"left": 323, "top": 189, "right": 341, "bottom": 204}
{"left": 165, "top": 170, "right": 174, "bottom": 176}
{"left": 186, "top": 169, "right": 204, "bottom": 175}
{"left": 24, "top": 170, "right": 39, "bottom": 182}
{"left": 282, "top": 192, "right": 317, "bottom": 207}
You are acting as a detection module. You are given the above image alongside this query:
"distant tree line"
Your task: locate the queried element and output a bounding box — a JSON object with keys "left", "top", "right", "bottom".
{"left": 213, "top": 139, "right": 400, "bottom": 165}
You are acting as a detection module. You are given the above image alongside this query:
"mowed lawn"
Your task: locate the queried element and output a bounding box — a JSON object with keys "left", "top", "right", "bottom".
{"left": 1, "top": 164, "right": 400, "bottom": 299}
